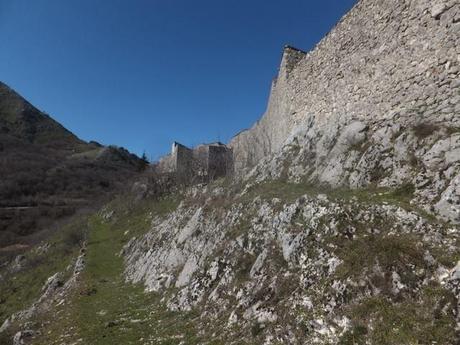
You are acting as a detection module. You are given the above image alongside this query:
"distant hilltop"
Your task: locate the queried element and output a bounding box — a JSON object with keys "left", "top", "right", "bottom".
{"left": 0, "top": 81, "right": 146, "bottom": 248}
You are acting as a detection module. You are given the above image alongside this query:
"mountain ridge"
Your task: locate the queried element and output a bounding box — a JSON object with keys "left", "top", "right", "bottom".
{"left": 0, "top": 81, "right": 83, "bottom": 150}
{"left": 0, "top": 81, "right": 146, "bottom": 249}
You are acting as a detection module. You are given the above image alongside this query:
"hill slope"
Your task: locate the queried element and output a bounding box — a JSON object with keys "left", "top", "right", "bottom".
{"left": 0, "top": 82, "right": 145, "bottom": 249}
{"left": 0, "top": 81, "right": 84, "bottom": 148}
{"left": 1, "top": 178, "right": 459, "bottom": 344}
{"left": 1, "top": 0, "right": 460, "bottom": 344}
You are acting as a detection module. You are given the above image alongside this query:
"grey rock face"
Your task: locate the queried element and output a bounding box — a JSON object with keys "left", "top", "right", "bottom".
{"left": 123, "top": 181, "right": 460, "bottom": 343}
{"left": 1, "top": 249, "right": 86, "bottom": 337}
{"left": 9, "top": 255, "right": 26, "bottom": 274}
{"left": 12, "top": 330, "right": 35, "bottom": 345}
{"left": 431, "top": 3, "right": 447, "bottom": 19}
{"left": 228, "top": 0, "right": 460, "bottom": 223}
{"left": 436, "top": 173, "right": 460, "bottom": 222}
{"left": 41, "top": 272, "right": 64, "bottom": 296}
{"left": 121, "top": 1, "right": 459, "bottom": 340}
{"left": 243, "top": 113, "right": 460, "bottom": 223}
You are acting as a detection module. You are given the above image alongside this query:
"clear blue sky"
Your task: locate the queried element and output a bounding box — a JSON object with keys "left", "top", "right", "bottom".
{"left": 0, "top": 0, "right": 356, "bottom": 160}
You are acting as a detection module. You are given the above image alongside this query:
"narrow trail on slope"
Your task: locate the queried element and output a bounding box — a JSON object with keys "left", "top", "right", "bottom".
{"left": 33, "top": 197, "right": 215, "bottom": 345}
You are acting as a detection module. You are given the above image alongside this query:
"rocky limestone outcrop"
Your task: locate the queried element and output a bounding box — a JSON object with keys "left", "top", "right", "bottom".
{"left": 0, "top": 247, "right": 86, "bottom": 338}
{"left": 3, "top": 0, "right": 459, "bottom": 343}
{"left": 245, "top": 117, "right": 460, "bottom": 223}
{"left": 123, "top": 182, "right": 460, "bottom": 344}
{"left": 229, "top": 0, "right": 460, "bottom": 223}
{"left": 120, "top": 1, "right": 460, "bottom": 342}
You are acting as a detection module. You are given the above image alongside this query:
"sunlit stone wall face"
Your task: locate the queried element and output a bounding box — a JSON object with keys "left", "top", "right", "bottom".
{"left": 230, "top": 0, "right": 460, "bottom": 173}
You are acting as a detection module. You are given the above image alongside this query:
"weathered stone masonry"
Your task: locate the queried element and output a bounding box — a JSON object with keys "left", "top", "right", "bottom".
{"left": 157, "top": 141, "right": 233, "bottom": 180}
{"left": 228, "top": 0, "right": 459, "bottom": 223}
{"left": 229, "top": 0, "right": 460, "bottom": 172}
{"left": 154, "top": 0, "right": 459, "bottom": 222}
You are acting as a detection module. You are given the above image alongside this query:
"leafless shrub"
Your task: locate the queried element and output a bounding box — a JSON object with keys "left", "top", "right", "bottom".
{"left": 412, "top": 122, "right": 439, "bottom": 139}
{"left": 63, "top": 226, "right": 86, "bottom": 251}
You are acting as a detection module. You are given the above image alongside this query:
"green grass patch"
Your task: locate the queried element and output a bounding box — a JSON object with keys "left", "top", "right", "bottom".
{"left": 0, "top": 219, "right": 84, "bottom": 326}
{"left": 241, "top": 179, "right": 421, "bottom": 214}
{"left": 241, "top": 180, "right": 322, "bottom": 205}
{"left": 32, "top": 194, "right": 223, "bottom": 345}
{"left": 106, "top": 194, "right": 181, "bottom": 237}
{"left": 341, "top": 284, "right": 457, "bottom": 345}
{"left": 334, "top": 233, "right": 426, "bottom": 282}
{"left": 326, "top": 183, "right": 415, "bottom": 206}
{"left": 238, "top": 179, "right": 443, "bottom": 228}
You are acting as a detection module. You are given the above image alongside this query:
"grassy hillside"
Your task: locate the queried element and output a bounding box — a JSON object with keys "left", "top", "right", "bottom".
{"left": 8, "top": 195, "right": 224, "bottom": 345}
{"left": 0, "top": 82, "right": 146, "bottom": 250}
{"left": 1, "top": 174, "right": 458, "bottom": 344}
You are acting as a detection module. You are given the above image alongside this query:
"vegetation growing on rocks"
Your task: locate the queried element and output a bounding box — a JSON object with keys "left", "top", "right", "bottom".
{"left": 1, "top": 170, "right": 459, "bottom": 344}
{"left": 1, "top": 0, "right": 460, "bottom": 343}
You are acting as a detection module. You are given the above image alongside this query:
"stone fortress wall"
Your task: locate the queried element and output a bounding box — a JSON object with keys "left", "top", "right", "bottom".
{"left": 154, "top": 0, "right": 459, "bottom": 222}
{"left": 157, "top": 141, "right": 233, "bottom": 180}
{"left": 229, "top": 0, "right": 460, "bottom": 173}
